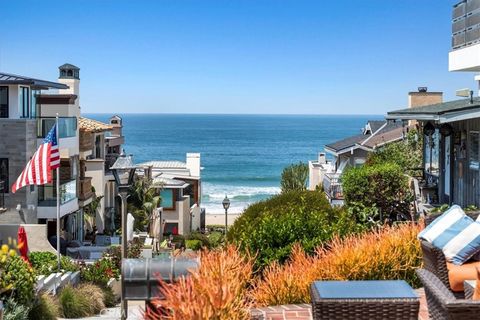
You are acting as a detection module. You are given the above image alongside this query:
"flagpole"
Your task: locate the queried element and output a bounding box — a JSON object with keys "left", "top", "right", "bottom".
{"left": 56, "top": 114, "right": 61, "bottom": 272}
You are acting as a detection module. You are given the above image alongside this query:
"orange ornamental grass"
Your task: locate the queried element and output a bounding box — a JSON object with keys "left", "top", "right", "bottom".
{"left": 250, "top": 222, "right": 423, "bottom": 306}
{"left": 146, "top": 245, "right": 254, "bottom": 320}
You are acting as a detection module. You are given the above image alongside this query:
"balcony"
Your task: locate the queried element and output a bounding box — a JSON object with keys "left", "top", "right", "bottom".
{"left": 323, "top": 173, "right": 344, "bottom": 202}
{"left": 78, "top": 177, "right": 93, "bottom": 201}
{"left": 37, "top": 179, "right": 79, "bottom": 219}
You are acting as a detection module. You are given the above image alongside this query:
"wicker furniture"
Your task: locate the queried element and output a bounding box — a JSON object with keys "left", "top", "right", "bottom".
{"left": 463, "top": 280, "right": 476, "bottom": 300}
{"left": 416, "top": 268, "right": 480, "bottom": 320}
{"left": 420, "top": 211, "right": 480, "bottom": 298}
{"left": 310, "top": 280, "right": 419, "bottom": 320}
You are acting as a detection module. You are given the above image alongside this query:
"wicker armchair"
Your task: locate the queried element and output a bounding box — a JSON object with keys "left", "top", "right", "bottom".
{"left": 416, "top": 269, "right": 480, "bottom": 320}
{"left": 420, "top": 210, "right": 480, "bottom": 298}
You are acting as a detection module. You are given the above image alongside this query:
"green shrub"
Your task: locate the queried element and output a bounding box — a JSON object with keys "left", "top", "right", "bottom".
{"left": 29, "top": 252, "right": 79, "bottom": 276}
{"left": 185, "top": 239, "right": 203, "bottom": 251}
{"left": 59, "top": 285, "right": 92, "bottom": 318}
{"left": 3, "top": 297, "right": 30, "bottom": 320}
{"left": 171, "top": 235, "right": 185, "bottom": 249}
{"left": 80, "top": 257, "right": 120, "bottom": 286}
{"left": 0, "top": 253, "right": 36, "bottom": 305}
{"left": 102, "top": 285, "right": 118, "bottom": 308}
{"left": 228, "top": 190, "right": 362, "bottom": 268}
{"left": 366, "top": 129, "right": 423, "bottom": 174}
{"left": 280, "top": 162, "right": 308, "bottom": 192}
{"left": 342, "top": 162, "right": 413, "bottom": 223}
{"left": 102, "top": 238, "right": 143, "bottom": 272}
{"left": 29, "top": 293, "right": 60, "bottom": 320}
{"left": 207, "top": 231, "right": 224, "bottom": 248}
{"left": 186, "top": 232, "right": 210, "bottom": 248}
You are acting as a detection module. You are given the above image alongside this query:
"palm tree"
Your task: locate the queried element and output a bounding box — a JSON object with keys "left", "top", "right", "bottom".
{"left": 127, "top": 177, "right": 162, "bottom": 231}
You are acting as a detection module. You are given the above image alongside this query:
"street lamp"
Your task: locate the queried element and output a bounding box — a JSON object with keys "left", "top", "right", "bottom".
{"left": 110, "top": 150, "right": 137, "bottom": 320}
{"left": 222, "top": 195, "right": 230, "bottom": 234}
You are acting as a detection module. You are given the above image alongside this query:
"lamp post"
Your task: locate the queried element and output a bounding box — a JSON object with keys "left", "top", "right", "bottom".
{"left": 222, "top": 195, "right": 230, "bottom": 235}
{"left": 110, "top": 150, "right": 137, "bottom": 320}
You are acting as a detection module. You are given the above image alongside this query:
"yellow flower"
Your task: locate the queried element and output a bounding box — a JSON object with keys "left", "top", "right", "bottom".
{"left": 8, "top": 249, "right": 16, "bottom": 257}
{"left": 1, "top": 255, "right": 6, "bottom": 263}
{"left": 1, "top": 245, "right": 9, "bottom": 254}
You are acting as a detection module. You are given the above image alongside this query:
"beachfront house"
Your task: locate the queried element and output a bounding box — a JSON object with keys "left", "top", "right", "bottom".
{"left": 78, "top": 116, "right": 124, "bottom": 235}
{"left": 139, "top": 153, "right": 204, "bottom": 235}
{"left": 385, "top": 0, "right": 480, "bottom": 209}
{"left": 0, "top": 64, "right": 85, "bottom": 245}
{"left": 309, "top": 89, "right": 443, "bottom": 206}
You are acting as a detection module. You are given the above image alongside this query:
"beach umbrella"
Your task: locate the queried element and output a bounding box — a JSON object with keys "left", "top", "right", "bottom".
{"left": 17, "top": 226, "right": 30, "bottom": 264}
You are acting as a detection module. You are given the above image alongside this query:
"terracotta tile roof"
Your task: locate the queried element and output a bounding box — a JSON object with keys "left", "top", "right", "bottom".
{"left": 78, "top": 117, "right": 112, "bottom": 133}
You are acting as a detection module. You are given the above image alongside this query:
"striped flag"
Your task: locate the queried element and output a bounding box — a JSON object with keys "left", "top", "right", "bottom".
{"left": 11, "top": 124, "right": 59, "bottom": 193}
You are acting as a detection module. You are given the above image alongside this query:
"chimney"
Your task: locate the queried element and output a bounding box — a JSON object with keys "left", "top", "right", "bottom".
{"left": 186, "top": 153, "right": 201, "bottom": 177}
{"left": 408, "top": 87, "right": 443, "bottom": 108}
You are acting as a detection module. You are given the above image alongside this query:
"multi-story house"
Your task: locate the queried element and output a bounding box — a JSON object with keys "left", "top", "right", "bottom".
{"left": 139, "top": 153, "right": 204, "bottom": 235}
{"left": 78, "top": 116, "right": 124, "bottom": 235}
{"left": 0, "top": 64, "right": 85, "bottom": 243}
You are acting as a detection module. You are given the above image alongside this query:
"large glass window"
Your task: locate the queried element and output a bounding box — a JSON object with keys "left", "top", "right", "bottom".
{"left": 160, "top": 189, "right": 174, "bottom": 209}
{"left": 0, "top": 159, "right": 8, "bottom": 194}
{"left": 19, "top": 87, "right": 29, "bottom": 118}
{"left": 0, "top": 87, "right": 8, "bottom": 118}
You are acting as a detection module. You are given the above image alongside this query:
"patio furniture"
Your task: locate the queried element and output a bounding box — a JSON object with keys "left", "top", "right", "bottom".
{"left": 66, "top": 245, "right": 110, "bottom": 259}
{"left": 421, "top": 211, "right": 480, "bottom": 298}
{"left": 463, "top": 280, "right": 476, "bottom": 300}
{"left": 416, "top": 268, "right": 480, "bottom": 320}
{"left": 309, "top": 280, "right": 419, "bottom": 320}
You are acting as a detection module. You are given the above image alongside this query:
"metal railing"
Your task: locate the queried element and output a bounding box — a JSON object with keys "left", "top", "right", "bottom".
{"left": 323, "top": 173, "right": 344, "bottom": 201}
{"left": 38, "top": 179, "right": 77, "bottom": 206}
{"left": 37, "top": 117, "right": 77, "bottom": 139}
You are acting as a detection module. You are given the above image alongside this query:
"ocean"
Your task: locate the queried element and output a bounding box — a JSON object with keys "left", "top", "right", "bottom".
{"left": 86, "top": 114, "right": 382, "bottom": 213}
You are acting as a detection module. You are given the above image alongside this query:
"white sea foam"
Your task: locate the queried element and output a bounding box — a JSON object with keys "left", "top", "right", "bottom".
{"left": 201, "top": 182, "right": 280, "bottom": 214}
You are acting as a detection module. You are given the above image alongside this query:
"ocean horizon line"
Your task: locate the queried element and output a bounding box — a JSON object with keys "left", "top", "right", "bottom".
{"left": 84, "top": 112, "right": 384, "bottom": 117}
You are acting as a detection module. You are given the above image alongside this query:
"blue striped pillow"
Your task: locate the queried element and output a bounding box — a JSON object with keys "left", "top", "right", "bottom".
{"left": 419, "top": 205, "right": 480, "bottom": 265}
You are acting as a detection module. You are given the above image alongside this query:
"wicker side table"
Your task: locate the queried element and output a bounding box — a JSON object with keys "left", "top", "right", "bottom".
{"left": 310, "top": 280, "right": 419, "bottom": 320}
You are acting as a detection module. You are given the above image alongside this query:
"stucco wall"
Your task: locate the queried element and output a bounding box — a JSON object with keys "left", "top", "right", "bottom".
{"left": 85, "top": 159, "right": 106, "bottom": 232}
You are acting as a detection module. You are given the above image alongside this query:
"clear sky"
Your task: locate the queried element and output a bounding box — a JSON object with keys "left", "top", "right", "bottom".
{"left": 0, "top": 0, "right": 475, "bottom": 115}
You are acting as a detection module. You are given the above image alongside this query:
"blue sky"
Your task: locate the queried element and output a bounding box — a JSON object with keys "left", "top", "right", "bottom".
{"left": 0, "top": 0, "right": 474, "bottom": 114}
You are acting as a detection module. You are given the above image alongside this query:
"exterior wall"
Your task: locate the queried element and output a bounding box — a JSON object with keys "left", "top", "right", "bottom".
{"left": 177, "top": 196, "right": 190, "bottom": 235}
{"left": 0, "top": 224, "right": 55, "bottom": 253}
{"left": 0, "top": 119, "right": 38, "bottom": 222}
{"left": 84, "top": 159, "right": 106, "bottom": 232}
{"left": 191, "top": 204, "right": 201, "bottom": 231}
{"left": 408, "top": 92, "right": 443, "bottom": 108}
{"left": 449, "top": 119, "right": 480, "bottom": 207}
{"left": 186, "top": 153, "right": 201, "bottom": 177}
{"left": 40, "top": 103, "right": 79, "bottom": 118}
{"left": 58, "top": 79, "right": 80, "bottom": 106}
{"left": 449, "top": 43, "right": 480, "bottom": 72}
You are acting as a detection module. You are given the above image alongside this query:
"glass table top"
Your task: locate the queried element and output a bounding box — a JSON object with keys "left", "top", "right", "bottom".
{"left": 313, "top": 280, "right": 418, "bottom": 299}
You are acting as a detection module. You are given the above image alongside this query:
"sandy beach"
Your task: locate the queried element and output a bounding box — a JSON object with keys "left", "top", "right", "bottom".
{"left": 205, "top": 213, "right": 242, "bottom": 226}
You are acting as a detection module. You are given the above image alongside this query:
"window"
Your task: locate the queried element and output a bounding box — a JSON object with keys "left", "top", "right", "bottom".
{"left": 0, "top": 159, "right": 8, "bottom": 194}
{"left": 160, "top": 189, "right": 174, "bottom": 209}
{"left": 19, "top": 87, "right": 29, "bottom": 118}
{"left": 425, "top": 129, "right": 440, "bottom": 176}
{"left": 470, "top": 131, "right": 480, "bottom": 171}
{"left": 0, "top": 87, "right": 8, "bottom": 118}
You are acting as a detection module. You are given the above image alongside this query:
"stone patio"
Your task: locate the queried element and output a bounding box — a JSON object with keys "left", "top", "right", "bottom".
{"left": 250, "top": 288, "right": 429, "bottom": 320}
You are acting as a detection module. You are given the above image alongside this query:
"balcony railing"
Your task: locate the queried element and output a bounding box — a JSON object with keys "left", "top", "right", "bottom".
{"left": 38, "top": 179, "right": 77, "bottom": 206}
{"left": 37, "top": 117, "right": 77, "bottom": 139}
{"left": 323, "top": 173, "right": 344, "bottom": 201}
{"left": 78, "top": 177, "right": 93, "bottom": 201}
{"left": 105, "top": 153, "right": 119, "bottom": 172}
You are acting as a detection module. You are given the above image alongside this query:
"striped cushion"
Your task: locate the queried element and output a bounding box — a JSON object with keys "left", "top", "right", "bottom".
{"left": 419, "top": 205, "right": 480, "bottom": 265}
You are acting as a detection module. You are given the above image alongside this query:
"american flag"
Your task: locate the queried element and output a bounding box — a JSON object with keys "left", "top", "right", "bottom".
{"left": 11, "top": 124, "right": 59, "bottom": 193}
